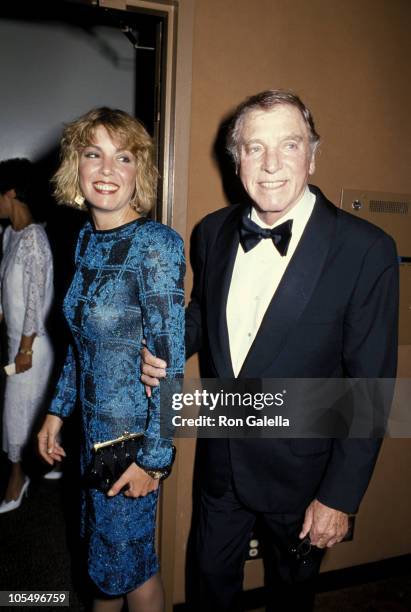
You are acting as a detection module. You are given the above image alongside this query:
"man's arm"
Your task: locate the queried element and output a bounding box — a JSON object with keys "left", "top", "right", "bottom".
{"left": 317, "top": 233, "right": 398, "bottom": 512}
{"left": 302, "top": 233, "right": 399, "bottom": 547}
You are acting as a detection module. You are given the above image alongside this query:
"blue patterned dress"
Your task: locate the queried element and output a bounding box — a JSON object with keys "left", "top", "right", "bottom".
{"left": 48, "top": 217, "right": 185, "bottom": 595}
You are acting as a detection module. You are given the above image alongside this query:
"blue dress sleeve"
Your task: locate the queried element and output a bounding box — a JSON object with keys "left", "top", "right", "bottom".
{"left": 137, "top": 227, "right": 186, "bottom": 469}
{"left": 47, "top": 225, "right": 89, "bottom": 419}
{"left": 48, "top": 343, "right": 77, "bottom": 418}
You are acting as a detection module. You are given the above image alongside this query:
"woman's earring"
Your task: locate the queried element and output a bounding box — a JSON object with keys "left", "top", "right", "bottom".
{"left": 129, "top": 187, "right": 138, "bottom": 210}
{"left": 74, "top": 193, "right": 85, "bottom": 207}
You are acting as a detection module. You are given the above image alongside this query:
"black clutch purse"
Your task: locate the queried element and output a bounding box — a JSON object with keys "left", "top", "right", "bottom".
{"left": 88, "top": 431, "right": 144, "bottom": 493}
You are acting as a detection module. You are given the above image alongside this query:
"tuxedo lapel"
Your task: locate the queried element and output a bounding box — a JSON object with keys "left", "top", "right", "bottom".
{"left": 207, "top": 205, "right": 244, "bottom": 378}
{"left": 239, "top": 191, "right": 338, "bottom": 377}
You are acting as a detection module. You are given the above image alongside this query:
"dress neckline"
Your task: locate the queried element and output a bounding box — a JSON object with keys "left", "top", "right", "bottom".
{"left": 91, "top": 216, "right": 148, "bottom": 236}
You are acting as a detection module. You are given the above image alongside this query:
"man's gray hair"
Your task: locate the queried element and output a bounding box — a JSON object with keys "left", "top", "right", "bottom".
{"left": 226, "top": 89, "right": 320, "bottom": 169}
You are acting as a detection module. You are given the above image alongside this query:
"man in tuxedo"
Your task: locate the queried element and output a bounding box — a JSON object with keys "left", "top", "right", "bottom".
{"left": 140, "top": 90, "right": 398, "bottom": 610}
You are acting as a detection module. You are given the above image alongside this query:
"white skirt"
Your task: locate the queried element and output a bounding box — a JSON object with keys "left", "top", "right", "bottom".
{"left": 2, "top": 334, "right": 54, "bottom": 463}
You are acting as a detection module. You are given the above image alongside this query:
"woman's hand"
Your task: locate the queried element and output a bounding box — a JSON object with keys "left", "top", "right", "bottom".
{"left": 16, "top": 334, "right": 36, "bottom": 373}
{"left": 37, "top": 414, "right": 66, "bottom": 465}
{"left": 15, "top": 352, "right": 32, "bottom": 373}
{"left": 107, "top": 462, "right": 159, "bottom": 498}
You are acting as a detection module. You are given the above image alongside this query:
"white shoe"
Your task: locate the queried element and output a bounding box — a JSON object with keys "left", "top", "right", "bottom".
{"left": 0, "top": 477, "right": 30, "bottom": 514}
{"left": 43, "top": 468, "right": 63, "bottom": 480}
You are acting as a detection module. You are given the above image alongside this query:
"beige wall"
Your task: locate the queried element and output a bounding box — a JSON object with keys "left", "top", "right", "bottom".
{"left": 173, "top": 0, "right": 411, "bottom": 603}
{"left": 186, "top": 0, "right": 410, "bottom": 241}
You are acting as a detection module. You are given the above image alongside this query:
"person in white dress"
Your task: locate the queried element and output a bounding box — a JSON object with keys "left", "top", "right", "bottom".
{"left": 0, "top": 158, "right": 54, "bottom": 513}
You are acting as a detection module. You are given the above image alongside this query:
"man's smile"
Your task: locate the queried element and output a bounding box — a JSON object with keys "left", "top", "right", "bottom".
{"left": 258, "top": 180, "right": 288, "bottom": 189}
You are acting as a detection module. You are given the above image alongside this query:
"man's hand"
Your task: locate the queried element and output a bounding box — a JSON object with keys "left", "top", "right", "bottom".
{"left": 107, "top": 462, "right": 159, "bottom": 498}
{"left": 140, "top": 346, "right": 167, "bottom": 398}
{"left": 37, "top": 414, "right": 66, "bottom": 465}
{"left": 15, "top": 352, "right": 32, "bottom": 374}
{"left": 300, "top": 499, "right": 349, "bottom": 548}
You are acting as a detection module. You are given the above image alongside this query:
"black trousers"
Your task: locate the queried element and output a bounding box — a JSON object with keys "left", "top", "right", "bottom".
{"left": 197, "top": 483, "right": 324, "bottom": 612}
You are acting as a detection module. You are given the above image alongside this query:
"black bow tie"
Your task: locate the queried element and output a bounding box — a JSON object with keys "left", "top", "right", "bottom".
{"left": 239, "top": 212, "right": 293, "bottom": 256}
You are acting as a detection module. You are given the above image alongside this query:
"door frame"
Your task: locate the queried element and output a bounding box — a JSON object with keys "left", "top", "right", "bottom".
{"left": 100, "top": 0, "right": 193, "bottom": 240}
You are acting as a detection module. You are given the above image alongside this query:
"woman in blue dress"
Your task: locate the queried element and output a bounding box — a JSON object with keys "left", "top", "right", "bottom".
{"left": 37, "top": 108, "right": 185, "bottom": 612}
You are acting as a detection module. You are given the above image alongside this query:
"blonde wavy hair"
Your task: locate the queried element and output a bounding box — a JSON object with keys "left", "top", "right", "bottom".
{"left": 53, "top": 107, "right": 158, "bottom": 213}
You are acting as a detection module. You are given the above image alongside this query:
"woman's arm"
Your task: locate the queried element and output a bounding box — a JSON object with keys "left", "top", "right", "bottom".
{"left": 45, "top": 225, "right": 88, "bottom": 419}
{"left": 137, "top": 228, "right": 186, "bottom": 469}
{"left": 17, "top": 226, "right": 52, "bottom": 372}
{"left": 21, "top": 226, "right": 52, "bottom": 338}
{"left": 47, "top": 343, "right": 78, "bottom": 418}
{"left": 106, "top": 227, "right": 185, "bottom": 498}
{"left": 37, "top": 226, "right": 88, "bottom": 464}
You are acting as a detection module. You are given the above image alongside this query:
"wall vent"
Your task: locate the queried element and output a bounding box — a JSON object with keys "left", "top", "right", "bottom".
{"left": 340, "top": 188, "right": 411, "bottom": 272}
{"left": 369, "top": 200, "right": 409, "bottom": 214}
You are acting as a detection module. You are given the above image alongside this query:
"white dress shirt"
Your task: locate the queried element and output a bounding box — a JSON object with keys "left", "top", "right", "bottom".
{"left": 226, "top": 187, "right": 316, "bottom": 376}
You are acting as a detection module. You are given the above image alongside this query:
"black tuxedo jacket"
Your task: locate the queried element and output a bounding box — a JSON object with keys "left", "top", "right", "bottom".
{"left": 186, "top": 186, "right": 398, "bottom": 514}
